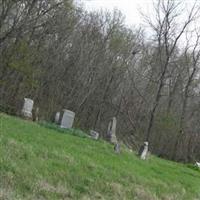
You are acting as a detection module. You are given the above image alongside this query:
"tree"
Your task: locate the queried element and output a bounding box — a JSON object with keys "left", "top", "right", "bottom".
{"left": 141, "top": 0, "right": 199, "bottom": 151}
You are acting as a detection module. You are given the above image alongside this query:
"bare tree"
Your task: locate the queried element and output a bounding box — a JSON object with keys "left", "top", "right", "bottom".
{"left": 142, "top": 0, "right": 199, "bottom": 147}
{"left": 172, "top": 30, "right": 200, "bottom": 159}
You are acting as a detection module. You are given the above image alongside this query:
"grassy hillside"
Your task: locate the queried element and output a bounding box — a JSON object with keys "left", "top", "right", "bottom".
{"left": 0, "top": 113, "right": 200, "bottom": 200}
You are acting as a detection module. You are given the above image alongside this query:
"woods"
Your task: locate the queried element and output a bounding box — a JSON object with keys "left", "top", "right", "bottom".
{"left": 1, "top": 0, "right": 200, "bottom": 162}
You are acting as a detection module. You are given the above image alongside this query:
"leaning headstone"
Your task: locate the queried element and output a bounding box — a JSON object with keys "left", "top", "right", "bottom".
{"left": 195, "top": 162, "right": 200, "bottom": 168}
{"left": 90, "top": 130, "right": 99, "bottom": 140}
{"left": 55, "top": 112, "right": 60, "bottom": 124}
{"left": 138, "top": 141, "right": 149, "bottom": 160}
{"left": 114, "top": 143, "right": 121, "bottom": 154}
{"left": 60, "top": 109, "right": 75, "bottom": 129}
{"left": 21, "top": 98, "right": 34, "bottom": 119}
{"left": 107, "top": 117, "right": 117, "bottom": 144}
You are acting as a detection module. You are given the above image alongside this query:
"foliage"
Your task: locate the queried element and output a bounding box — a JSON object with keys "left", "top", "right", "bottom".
{"left": 1, "top": 113, "right": 200, "bottom": 199}
{"left": 1, "top": 0, "right": 200, "bottom": 162}
{"left": 39, "top": 121, "right": 89, "bottom": 138}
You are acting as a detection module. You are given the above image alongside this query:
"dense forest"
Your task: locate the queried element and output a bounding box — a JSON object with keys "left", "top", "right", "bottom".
{"left": 1, "top": 0, "right": 200, "bottom": 162}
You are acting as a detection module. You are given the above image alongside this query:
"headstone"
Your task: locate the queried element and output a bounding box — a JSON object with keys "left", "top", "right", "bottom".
{"left": 90, "top": 130, "right": 99, "bottom": 140}
{"left": 55, "top": 112, "right": 60, "bottom": 124}
{"left": 21, "top": 98, "right": 34, "bottom": 119}
{"left": 60, "top": 109, "right": 75, "bottom": 129}
{"left": 139, "top": 141, "right": 149, "bottom": 160}
{"left": 195, "top": 162, "right": 200, "bottom": 168}
{"left": 114, "top": 143, "right": 120, "bottom": 154}
{"left": 107, "top": 117, "right": 117, "bottom": 144}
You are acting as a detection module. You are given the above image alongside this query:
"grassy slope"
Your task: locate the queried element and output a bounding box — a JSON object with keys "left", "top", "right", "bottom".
{"left": 0, "top": 113, "right": 200, "bottom": 200}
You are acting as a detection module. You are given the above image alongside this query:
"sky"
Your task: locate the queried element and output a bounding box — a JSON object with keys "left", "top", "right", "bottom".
{"left": 76, "top": 0, "right": 200, "bottom": 47}
{"left": 78, "top": 0, "right": 198, "bottom": 29}
{"left": 79, "top": 0, "right": 153, "bottom": 27}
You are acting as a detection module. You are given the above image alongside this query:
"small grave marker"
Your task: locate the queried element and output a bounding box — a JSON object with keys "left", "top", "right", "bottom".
{"left": 90, "top": 130, "right": 99, "bottom": 140}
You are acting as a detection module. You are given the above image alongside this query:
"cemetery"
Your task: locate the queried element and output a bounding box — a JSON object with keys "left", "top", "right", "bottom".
{"left": 2, "top": 0, "right": 200, "bottom": 199}
{"left": 1, "top": 97, "right": 200, "bottom": 199}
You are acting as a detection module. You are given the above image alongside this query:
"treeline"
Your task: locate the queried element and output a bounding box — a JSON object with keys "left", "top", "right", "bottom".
{"left": 1, "top": 0, "right": 200, "bottom": 162}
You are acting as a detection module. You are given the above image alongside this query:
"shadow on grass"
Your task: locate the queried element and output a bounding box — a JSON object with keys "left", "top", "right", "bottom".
{"left": 186, "top": 164, "right": 200, "bottom": 172}
{"left": 38, "top": 121, "right": 89, "bottom": 139}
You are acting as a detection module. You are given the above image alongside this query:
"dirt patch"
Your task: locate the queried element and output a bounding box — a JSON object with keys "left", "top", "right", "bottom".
{"left": 36, "top": 180, "right": 73, "bottom": 199}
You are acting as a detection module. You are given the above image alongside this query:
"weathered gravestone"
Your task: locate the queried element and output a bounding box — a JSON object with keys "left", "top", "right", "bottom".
{"left": 195, "top": 162, "right": 200, "bottom": 168}
{"left": 107, "top": 117, "right": 118, "bottom": 144}
{"left": 55, "top": 112, "right": 60, "bottom": 124}
{"left": 90, "top": 130, "right": 99, "bottom": 140}
{"left": 21, "top": 98, "right": 34, "bottom": 119}
{"left": 114, "top": 143, "right": 121, "bottom": 154}
{"left": 60, "top": 109, "right": 75, "bottom": 129}
{"left": 138, "top": 141, "right": 149, "bottom": 160}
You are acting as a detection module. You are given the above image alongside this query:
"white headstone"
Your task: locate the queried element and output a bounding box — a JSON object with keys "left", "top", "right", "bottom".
{"left": 107, "top": 117, "right": 117, "bottom": 144}
{"left": 140, "top": 141, "right": 148, "bottom": 160}
{"left": 60, "top": 109, "right": 75, "bottom": 129}
{"left": 114, "top": 143, "right": 120, "bottom": 154}
{"left": 90, "top": 130, "right": 99, "bottom": 140}
{"left": 55, "top": 112, "right": 60, "bottom": 124}
{"left": 195, "top": 162, "right": 200, "bottom": 168}
{"left": 21, "top": 98, "right": 34, "bottom": 119}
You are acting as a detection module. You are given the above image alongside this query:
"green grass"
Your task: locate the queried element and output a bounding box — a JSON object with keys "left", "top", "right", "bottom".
{"left": 0, "top": 113, "right": 200, "bottom": 200}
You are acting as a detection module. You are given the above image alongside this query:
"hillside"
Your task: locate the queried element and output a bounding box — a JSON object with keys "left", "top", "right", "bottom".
{"left": 0, "top": 113, "right": 200, "bottom": 200}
